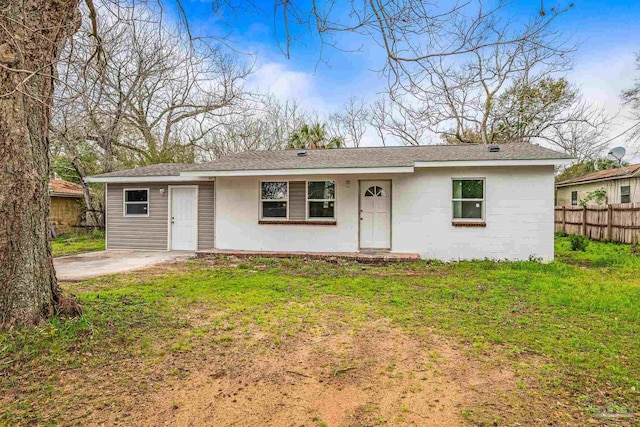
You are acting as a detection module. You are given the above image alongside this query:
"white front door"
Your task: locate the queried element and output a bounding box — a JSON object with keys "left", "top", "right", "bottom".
{"left": 359, "top": 180, "right": 391, "bottom": 249}
{"left": 170, "top": 187, "right": 197, "bottom": 251}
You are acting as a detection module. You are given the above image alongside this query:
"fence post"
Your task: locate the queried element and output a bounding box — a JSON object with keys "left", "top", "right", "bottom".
{"left": 607, "top": 205, "right": 613, "bottom": 241}
{"left": 582, "top": 205, "right": 587, "bottom": 236}
{"left": 562, "top": 206, "right": 566, "bottom": 234}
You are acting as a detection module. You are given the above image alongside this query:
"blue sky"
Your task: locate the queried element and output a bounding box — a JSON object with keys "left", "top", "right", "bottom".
{"left": 179, "top": 0, "right": 640, "bottom": 148}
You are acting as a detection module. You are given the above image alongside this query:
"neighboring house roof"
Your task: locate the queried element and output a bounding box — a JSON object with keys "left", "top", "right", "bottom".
{"left": 556, "top": 164, "right": 640, "bottom": 187}
{"left": 86, "top": 144, "right": 572, "bottom": 182}
{"left": 49, "top": 179, "right": 84, "bottom": 198}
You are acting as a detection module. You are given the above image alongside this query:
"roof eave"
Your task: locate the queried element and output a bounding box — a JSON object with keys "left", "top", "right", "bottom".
{"left": 84, "top": 175, "right": 213, "bottom": 183}
{"left": 414, "top": 158, "right": 572, "bottom": 168}
{"left": 180, "top": 166, "right": 416, "bottom": 177}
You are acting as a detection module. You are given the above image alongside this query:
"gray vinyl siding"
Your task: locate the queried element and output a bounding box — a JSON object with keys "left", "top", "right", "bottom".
{"left": 289, "top": 181, "right": 306, "bottom": 220}
{"left": 106, "top": 182, "right": 215, "bottom": 251}
{"left": 198, "top": 183, "right": 215, "bottom": 250}
{"left": 106, "top": 183, "right": 169, "bottom": 250}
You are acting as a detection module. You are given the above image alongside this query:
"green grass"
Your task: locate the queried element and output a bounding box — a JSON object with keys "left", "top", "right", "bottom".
{"left": 51, "top": 230, "right": 105, "bottom": 257}
{"left": 2, "top": 236, "right": 640, "bottom": 424}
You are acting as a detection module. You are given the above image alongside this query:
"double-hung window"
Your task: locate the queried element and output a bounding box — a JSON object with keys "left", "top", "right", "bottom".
{"left": 621, "top": 185, "right": 631, "bottom": 203}
{"left": 124, "top": 189, "right": 149, "bottom": 217}
{"left": 307, "top": 181, "right": 335, "bottom": 219}
{"left": 261, "top": 181, "right": 288, "bottom": 218}
{"left": 571, "top": 191, "right": 578, "bottom": 206}
{"left": 452, "top": 179, "right": 484, "bottom": 220}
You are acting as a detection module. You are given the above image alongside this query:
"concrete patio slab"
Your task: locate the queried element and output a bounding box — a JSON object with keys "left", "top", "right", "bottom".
{"left": 55, "top": 250, "right": 193, "bottom": 281}
{"left": 196, "top": 249, "right": 421, "bottom": 263}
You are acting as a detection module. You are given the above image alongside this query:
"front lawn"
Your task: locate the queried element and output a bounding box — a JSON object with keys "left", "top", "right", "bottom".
{"left": 51, "top": 230, "right": 105, "bottom": 257}
{"left": 1, "top": 237, "right": 639, "bottom": 425}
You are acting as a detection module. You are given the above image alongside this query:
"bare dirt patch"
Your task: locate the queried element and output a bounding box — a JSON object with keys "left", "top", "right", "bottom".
{"left": 84, "top": 320, "right": 531, "bottom": 427}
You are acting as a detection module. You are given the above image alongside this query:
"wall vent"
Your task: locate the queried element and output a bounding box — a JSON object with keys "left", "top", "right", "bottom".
{"left": 296, "top": 150, "right": 307, "bottom": 157}
{"left": 488, "top": 144, "right": 500, "bottom": 153}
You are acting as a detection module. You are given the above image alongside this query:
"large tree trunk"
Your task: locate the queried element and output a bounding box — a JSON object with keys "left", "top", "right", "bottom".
{"left": 0, "top": 0, "right": 80, "bottom": 329}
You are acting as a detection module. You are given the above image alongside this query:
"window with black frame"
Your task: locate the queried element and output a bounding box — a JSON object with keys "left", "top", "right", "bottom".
{"left": 307, "top": 181, "right": 335, "bottom": 219}
{"left": 261, "top": 182, "right": 288, "bottom": 218}
{"left": 621, "top": 185, "right": 631, "bottom": 203}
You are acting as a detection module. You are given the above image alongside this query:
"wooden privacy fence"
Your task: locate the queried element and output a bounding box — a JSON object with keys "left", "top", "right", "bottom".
{"left": 555, "top": 204, "right": 640, "bottom": 244}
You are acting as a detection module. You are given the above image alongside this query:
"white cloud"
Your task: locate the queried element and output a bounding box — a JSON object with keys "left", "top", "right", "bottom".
{"left": 569, "top": 48, "right": 638, "bottom": 157}
{"left": 247, "top": 61, "right": 332, "bottom": 113}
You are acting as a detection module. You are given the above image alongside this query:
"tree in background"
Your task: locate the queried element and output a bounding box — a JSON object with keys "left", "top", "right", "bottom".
{"left": 556, "top": 158, "right": 625, "bottom": 183}
{"left": 622, "top": 52, "right": 640, "bottom": 143}
{"left": 52, "top": 2, "right": 250, "bottom": 171}
{"left": 50, "top": 2, "right": 251, "bottom": 229}
{"left": 369, "top": 97, "right": 428, "bottom": 146}
{"left": 288, "top": 123, "right": 343, "bottom": 149}
{"left": 367, "top": 3, "right": 577, "bottom": 146}
{"left": 196, "top": 97, "right": 310, "bottom": 159}
{"left": 328, "top": 98, "right": 370, "bottom": 148}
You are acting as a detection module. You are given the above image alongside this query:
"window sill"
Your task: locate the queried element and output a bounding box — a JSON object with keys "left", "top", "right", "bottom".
{"left": 452, "top": 221, "right": 486, "bottom": 227}
{"left": 259, "top": 220, "right": 337, "bottom": 226}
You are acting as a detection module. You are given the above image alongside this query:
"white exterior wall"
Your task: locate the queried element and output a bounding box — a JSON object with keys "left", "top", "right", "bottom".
{"left": 215, "top": 175, "right": 360, "bottom": 253}
{"left": 391, "top": 166, "right": 555, "bottom": 261}
{"left": 214, "top": 165, "right": 556, "bottom": 261}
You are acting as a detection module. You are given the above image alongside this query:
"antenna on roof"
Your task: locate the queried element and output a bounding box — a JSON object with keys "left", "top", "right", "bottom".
{"left": 607, "top": 147, "right": 628, "bottom": 173}
{"left": 607, "top": 146, "right": 626, "bottom": 164}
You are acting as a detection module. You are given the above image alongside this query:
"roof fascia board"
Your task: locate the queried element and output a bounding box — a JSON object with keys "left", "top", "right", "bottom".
{"left": 414, "top": 159, "right": 572, "bottom": 168}
{"left": 180, "top": 166, "right": 415, "bottom": 177}
{"left": 84, "top": 176, "right": 213, "bottom": 183}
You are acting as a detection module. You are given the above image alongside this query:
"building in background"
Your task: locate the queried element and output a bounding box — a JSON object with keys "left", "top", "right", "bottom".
{"left": 49, "top": 178, "right": 85, "bottom": 235}
{"left": 556, "top": 164, "right": 640, "bottom": 207}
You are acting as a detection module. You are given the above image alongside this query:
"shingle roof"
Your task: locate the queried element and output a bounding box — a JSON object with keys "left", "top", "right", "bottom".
{"left": 49, "top": 179, "right": 84, "bottom": 197}
{"left": 556, "top": 163, "right": 640, "bottom": 186}
{"left": 88, "top": 144, "right": 571, "bottom": 178}
{"left": 186, "top": 143, "right": 570, "bottom": 172}
{"left": 91, "top": 163, "right": 190, "bottom": 178}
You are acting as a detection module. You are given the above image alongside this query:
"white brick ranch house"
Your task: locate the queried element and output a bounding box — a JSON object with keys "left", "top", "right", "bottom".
{"left": 85, "top": 143, "right": 572, "bottom": 261}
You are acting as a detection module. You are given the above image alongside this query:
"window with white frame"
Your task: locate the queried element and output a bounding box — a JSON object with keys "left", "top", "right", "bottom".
{"left": 261, "top": 181, "right": 288, "bottom": 218}
{"left": 307, "top": 181, "right": 335, "bottom": 219}
{"left": 452, "top": 179, "right": 484, "bottom": 220}
{"left": 571, "top": 191, "right": 578, "bottom": 206}
{"left": 124, "top": 189, "right": 149, "bottom": 216}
